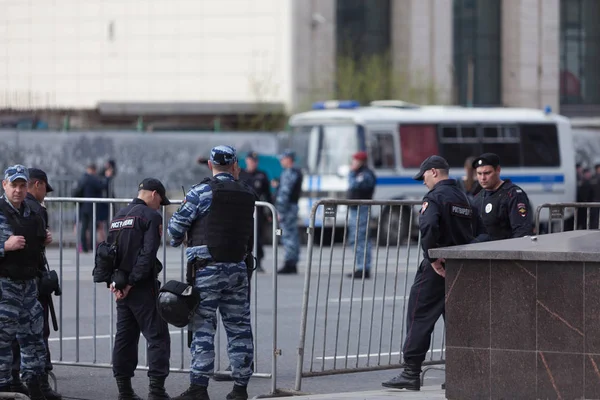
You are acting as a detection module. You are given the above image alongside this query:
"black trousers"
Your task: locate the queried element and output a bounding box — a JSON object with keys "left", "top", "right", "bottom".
{"left": 402, "top": 259, "right": 445, "bottom": 366}
{"left": 112, "top": 280, "right": 171, "bottom": 378}
{"left": 12, "top": 295, "right": 52, "bottom": 374}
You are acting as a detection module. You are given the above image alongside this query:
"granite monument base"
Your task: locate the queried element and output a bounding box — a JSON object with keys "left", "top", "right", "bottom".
{"left": 429, "top": 230, "right": 600, "bottom": 400}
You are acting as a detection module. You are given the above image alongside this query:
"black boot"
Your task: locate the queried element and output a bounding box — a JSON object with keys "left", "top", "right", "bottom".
{"left": 381, "top": 362, "right": 421, "bottom": 391}
{"left": 40, "top": 373, "right": 62, "bottom": 400}
{"left": 10, "top": 370, "right": 29, "bottom": 395}
{"left": 171, "top": 384, "right": 210, "bottom": 400}
{"left": 277, "top": 261, "right": 297, "bottom": 274}
{"left": 346, "top": 270, "right": 371, "bottom": 279}
{"left": 116, "top": 377, "right": 142, "bottom": 400}
{"left": 148, "top": 376, "right": 170, "bottom": 400}
{"left": 226, "top": 384, "right": 248, "bottom": 400}
{"left": 26, "top": 376, "right": 47, "bottom": 400}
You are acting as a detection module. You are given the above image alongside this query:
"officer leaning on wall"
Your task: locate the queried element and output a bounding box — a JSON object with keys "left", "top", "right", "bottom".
{"left": 0, "top": 165, "right": 52, "bottom": 400}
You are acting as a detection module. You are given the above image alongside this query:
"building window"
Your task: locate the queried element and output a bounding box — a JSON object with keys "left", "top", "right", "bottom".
{"left": 560, "top": 0, "right": 600, "bottom": 105}
{"left": 336, "top": 0, "right": 391, "bottom": 61}
{"left": 453, "top": 0, "right": 502, "bottom": 106}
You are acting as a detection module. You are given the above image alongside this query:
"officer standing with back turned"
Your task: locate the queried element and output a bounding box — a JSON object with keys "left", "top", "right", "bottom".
{"left": 109, "top": 178, "right": 171, "bottom": 400}
{"left": 0, "top": 165, "right": 51, "bottom": 399}
{"left": 168, "top": 145, "right": 255, "bottom": 400}
{"left": 471, "top": 153, "right": 534, "bottom": 240}
{"left": 382, "top": 156, "right": 484, "bottom": 391}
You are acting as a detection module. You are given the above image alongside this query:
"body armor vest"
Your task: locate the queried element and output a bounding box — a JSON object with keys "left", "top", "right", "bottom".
{"left": 0, "top": 199, "right": 45, "bottom": 280}
{"left": 188, "top": 178, "right": 255, "bottom": 263}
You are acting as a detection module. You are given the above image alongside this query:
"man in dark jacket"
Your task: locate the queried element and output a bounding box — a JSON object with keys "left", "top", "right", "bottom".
{"left": 108, "top": 178, "right": 171, "bottom": 400}
{"left": 74, "top": 164, "right": 112, "bottom": 252}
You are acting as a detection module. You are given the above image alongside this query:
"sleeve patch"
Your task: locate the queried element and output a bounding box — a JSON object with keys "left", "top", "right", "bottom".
{"left": 450, "top": 204, "right": 473, "bottom": 218}
{"left": 517, "top": 202, "right": 527, "bottom": 217}
{"left": 420, "top": 201, "right": 428, "bottom": 214}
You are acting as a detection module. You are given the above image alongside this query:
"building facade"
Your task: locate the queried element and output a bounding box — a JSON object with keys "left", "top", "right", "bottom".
{"left": 0, "top": 0, "right": 597, "bottom": 128}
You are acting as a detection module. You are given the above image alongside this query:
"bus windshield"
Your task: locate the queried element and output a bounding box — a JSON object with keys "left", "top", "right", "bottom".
{"left": 298, "top": 124, "right": 359, "bottom": 175}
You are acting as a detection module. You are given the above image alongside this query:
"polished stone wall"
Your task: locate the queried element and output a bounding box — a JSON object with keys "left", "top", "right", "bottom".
{"left": 445, "top": 258, "right": 600, "bottom": 399}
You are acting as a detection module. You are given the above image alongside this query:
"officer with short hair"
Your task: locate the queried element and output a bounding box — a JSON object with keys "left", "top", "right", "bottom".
{"left": 168, "top": 145, "right": 255, "bottom": 400}
{"left": 276, "top": 149, "right": 303, "bottom": 275}
{"left": 239, "top": 151, "right": 272, "bottom": 272}
{"left": 472, "top": 153, "right": 534, "bottom": 240}
{"left": 0, "top": 165, "right": 51, "bottom": 400}
{"left": 109, "top": 178, "right": 171, "bottom": 400}
{"left": 382, "top": 156, "right": 484, "bottom": 391}
{"left": 346, "top": 151, "right": 377, "bottom": 279}
{"left": 9, "top": 168, "right": 62, "bottom": 399}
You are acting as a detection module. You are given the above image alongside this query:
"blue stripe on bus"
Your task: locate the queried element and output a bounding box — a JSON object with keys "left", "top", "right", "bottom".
{"left": 376, "top": 174, "right": 565, "bottom": 185}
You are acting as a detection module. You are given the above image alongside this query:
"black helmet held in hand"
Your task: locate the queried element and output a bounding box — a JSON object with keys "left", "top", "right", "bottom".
{"left": 157, "top": 280, "right": 201, "bottom": 328}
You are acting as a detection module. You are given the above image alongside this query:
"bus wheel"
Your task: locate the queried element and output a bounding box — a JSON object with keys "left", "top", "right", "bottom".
{"left": 379, "top": 205, "right": 410, "bottom": 246}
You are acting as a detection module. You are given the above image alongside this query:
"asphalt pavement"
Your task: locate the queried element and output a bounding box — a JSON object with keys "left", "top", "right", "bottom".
{"left": 41, "top": 242, "right": 446, "bottom": 399}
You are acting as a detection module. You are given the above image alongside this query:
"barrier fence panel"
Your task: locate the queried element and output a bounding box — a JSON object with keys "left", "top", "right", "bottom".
{"left": 535, "top": 202, "right": 600, "bottom": 234}
{"left": 294, "top": 199, "right": 446, "bottom": 392}
{"left": 42, "top": 197, "right": 280, "bottom": 395}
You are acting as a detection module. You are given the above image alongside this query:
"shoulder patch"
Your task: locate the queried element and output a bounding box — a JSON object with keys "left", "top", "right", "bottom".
{"left": 420, "top": 201, "right": 428, "bottom": 214}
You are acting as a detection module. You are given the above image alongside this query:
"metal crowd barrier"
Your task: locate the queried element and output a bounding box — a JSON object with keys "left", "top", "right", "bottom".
{"left": 293, "top": 199, "right": 446, "bottom": 392}
{"left": 535, "top": 202, "right": 600, "bottom": 234}
{"left": 41, "top": 197, "right": 281, "bottom": 396}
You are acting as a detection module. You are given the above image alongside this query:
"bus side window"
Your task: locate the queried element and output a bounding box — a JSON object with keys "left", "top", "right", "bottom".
{"left": 399, "top": 125, "right": 439, "bottom": 167}
{"left": 438, "top": 125, "right": 479, "bottom": 168}
{"left": 520, "top": 124, "right": 560, "bottom": 167}
{"left": 371, "top": 133, "right": 396, "bottom": 169}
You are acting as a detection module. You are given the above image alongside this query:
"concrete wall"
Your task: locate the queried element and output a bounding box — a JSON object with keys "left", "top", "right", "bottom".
{"left": 502, "top": 0, "right": 560, "bottom": 111}
{"left": 0, "top": 0, "right": 293, "bottom": 110}
{"left": 391, "top": 0, "right": 453, "bottom": 104}
{"left": 292, "top": 0, "right": 336, "bottom": 112}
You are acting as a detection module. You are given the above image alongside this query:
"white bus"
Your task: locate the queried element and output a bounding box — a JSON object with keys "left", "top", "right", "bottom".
{"left": 285, "top": 100, "right": 577, "bottom": 242}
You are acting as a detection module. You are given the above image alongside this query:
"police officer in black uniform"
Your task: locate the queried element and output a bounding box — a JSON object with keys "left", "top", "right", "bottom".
{"left": 239, "top": 151, "right": 272, "bottom": 272}
{"left": 382, "top": 155, "right": 484, "bottom": 391}
{"left": 471, "top": 153, "right": 534, "bottom": 240}
{"left": 9, "top": 168, "right": 62, "bottom": 399}
{"left": 108, "top": 178, "right": 171, "bottom": 400}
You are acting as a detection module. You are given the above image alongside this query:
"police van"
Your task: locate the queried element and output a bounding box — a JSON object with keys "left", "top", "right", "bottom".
{"left": 285, "top": 100, "right": 576, "bottom": 242}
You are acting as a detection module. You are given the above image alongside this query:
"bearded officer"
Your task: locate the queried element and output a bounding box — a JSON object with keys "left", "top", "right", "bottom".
{"left": 0, "top": 165, "right": 51, "bottom": 400}
{"left": 168, "top": 145, "right": 255, "bottom": 400}
{"left": 472, "top": 153, "right": 534, "bottom": 240}
{"left": 382, "top": 156, "right": 484, "bottom": 391}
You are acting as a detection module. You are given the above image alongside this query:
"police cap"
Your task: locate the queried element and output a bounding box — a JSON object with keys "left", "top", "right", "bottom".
{"left": 4, "top": 164, "right": 29, "bottom": 182}
{"left": 138, "top": 178, "right": 170, "bottom": 206}
{"left": 413, "top": 156, "right": 450, "bottom": 181}
{"left": 472, "top": 153, "right": 501, "bottom": 169}
{"left": 28, "top": 168, "right": 54, "bottom": 193}
{"left": 246, "top": 151, "right": 259, "bottom": 161}
{"left": 210, "top": 145, "right": 238, "bottom": 166}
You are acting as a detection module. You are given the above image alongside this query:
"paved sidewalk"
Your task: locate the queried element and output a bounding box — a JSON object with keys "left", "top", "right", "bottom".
{"left": 267, "top": 387, "right": 446, "bottom": 399}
